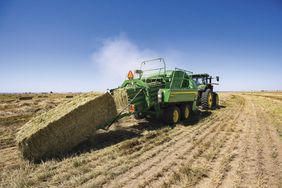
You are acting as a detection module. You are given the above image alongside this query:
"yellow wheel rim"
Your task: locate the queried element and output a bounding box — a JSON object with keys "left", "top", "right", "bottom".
{"left": 208, "top": 93, "right": 212, "bottom": 108}
{"left": 173, "top": 109, "right": 179, "bottom": 123}
{"left": 184, "top": 106, "right": 190, "bottom": 119}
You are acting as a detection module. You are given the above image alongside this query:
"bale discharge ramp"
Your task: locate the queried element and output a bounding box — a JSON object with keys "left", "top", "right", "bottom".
{"left": 16, "top": 92, "right": 118, "bottom": 161}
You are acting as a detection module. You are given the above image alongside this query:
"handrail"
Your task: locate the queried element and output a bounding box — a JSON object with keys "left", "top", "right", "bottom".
{"left": 140, "top": 58, "right": 166, "bottom": 74}
{"left": 169, "top": 71, "right": 175, "bottom": 89}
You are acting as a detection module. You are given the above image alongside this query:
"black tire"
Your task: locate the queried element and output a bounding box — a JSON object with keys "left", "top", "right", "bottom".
{"left": 163, "top": 105, "right": 180, "bottom": 125}
{"left": 180, "top": 104, "right": 191, "bottom": 121}
{"left": 201, "top": 89, "right": 213, "bottom": 110}
{"left": 212, "top": 92, "right": 219, "bottom": 109}
{"left": 134, "top": 113, "right": 145, "bottom": 119}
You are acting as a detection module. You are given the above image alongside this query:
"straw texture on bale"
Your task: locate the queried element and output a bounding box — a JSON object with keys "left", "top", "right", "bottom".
{"left": 112, "top": 88, "right": 129, "bottom": 112}
{"left": 16, "top": 92, "right": 118, "bottom": 161}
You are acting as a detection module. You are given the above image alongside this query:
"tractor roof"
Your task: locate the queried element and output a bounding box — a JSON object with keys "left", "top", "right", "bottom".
{"left": 191, "top": 73, "right": 210, "bottom": 78}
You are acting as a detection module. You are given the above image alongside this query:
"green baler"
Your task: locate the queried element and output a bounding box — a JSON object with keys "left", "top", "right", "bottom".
{"left": 111, "top": 58, "right": 200, "bottom": 125}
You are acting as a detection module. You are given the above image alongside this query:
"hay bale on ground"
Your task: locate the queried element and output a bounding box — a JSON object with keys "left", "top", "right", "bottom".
{"left": 19, "top": 96, "right": 33, "bottom": 100}
{"left": 37, "top": 95, "right": 48, "bottom": 98}
{"left": 16, "top": 92, "right": 118, "bottom": 161}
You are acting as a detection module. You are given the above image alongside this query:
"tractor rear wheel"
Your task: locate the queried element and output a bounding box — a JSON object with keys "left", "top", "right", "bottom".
{"left": 201, "top": 89, "right": 213, "bottom": 110}
{"left": 180, "top": 104, "right": 191, "bottom": 121}
{"left": 212, "top": 92, "right": 219, "bottom": 109}
{"left": 163, "top": 105, "right": 180, "bottom": 125}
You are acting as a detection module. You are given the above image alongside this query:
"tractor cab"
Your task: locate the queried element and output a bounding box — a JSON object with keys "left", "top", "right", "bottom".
{"left": 192, "top": 73, "right": 219, "bottom": 91}
{"left": 192, "top": 73, "right": 220, "bottom": 110}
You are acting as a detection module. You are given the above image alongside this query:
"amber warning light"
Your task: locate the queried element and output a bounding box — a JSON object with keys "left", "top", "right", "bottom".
{"left": 129, "top": 104, "right": 135, "bottom": 113}
{"left": 127, "top": 70, "right": 134, "bottom": 80}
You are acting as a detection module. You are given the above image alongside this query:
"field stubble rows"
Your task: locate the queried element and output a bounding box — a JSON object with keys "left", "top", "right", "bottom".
{"left": 0, "top": 92, "right": 282, "bottom": 188}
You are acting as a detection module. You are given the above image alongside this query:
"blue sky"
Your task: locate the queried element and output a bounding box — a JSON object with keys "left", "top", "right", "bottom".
{"left": 0, "top": 0, "right": 281, "bottom": 92}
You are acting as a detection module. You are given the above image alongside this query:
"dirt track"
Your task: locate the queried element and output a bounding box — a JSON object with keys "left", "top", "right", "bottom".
{"left": 1, "top": 93, "right": 282, "bottom": 188}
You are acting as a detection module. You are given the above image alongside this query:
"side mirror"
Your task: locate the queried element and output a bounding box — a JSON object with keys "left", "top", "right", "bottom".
{"left": 135, "top": 69, "right": 143, "bottom": 79}
{"left": 216, "top": 76, "right": 219, "bottom": 82}
{"left": 135, "top": 69, "right": 143, "bottom": 74}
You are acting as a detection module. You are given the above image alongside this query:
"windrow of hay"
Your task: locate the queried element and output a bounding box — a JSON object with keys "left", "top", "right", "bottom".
{"left": 16, "top": 92, "right": 118, "bottom": 161}
{"left": 19, "top": 96, "right": 33, "bottom": 100}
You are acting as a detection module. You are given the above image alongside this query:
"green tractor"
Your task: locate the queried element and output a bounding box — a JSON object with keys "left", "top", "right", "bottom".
{"left": 192, "top": 73, "right": 220, "bottom": 110}
{"left": 111, "top": 58, "right": 199, "bottom": 125}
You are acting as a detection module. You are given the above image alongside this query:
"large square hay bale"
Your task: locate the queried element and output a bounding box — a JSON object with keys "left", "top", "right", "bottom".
{"left": 16, "top": 92, "right": 118, "bottom": 161}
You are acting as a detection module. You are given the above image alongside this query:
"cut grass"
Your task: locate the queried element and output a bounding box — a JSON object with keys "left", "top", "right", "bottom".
{"left": 0, "top": 115, "right": 32, "bottom": 127}
{"left": 72, "top": 158, "right": 87, "bottom": 168}
{"left": 250, "top": 95, "right": 282, "bottom": 140}
{"left": 162, "top": 165, "right": 208, "bottom": 188}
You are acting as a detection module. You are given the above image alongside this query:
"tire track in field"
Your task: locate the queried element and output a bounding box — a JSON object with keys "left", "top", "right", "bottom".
{"left": 254, "top": 98, "right": 282, "bottom": 187}
{"left": 195, "top": 95, "right": 246, "bottom": 188}
{"left": 227, "top": 94, "right": 282, "bottom": 188}
{"left": 235, "top": 100, "right": 262, "bottom": 187}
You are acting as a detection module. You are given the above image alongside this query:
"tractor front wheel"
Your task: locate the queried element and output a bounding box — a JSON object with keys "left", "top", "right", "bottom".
{"left": 201, "top": 89, "right": 213, "bottom": 110}
{"left": 163, "top": 105, "right": 180, "bottom": 125}
{"left": 212, "top": 92, "right": 219, "bottom": 109}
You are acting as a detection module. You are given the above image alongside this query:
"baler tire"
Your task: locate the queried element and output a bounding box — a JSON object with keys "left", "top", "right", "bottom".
{"left": 163, "top": 105, "right": 180, "bottom": 125}
{"left": 201, "top": 89, "right": 213, "bottom": 110}
{"left": 134, "top": 113, "right": 145, "bottom": 120}
{"left": 180, "top": 104, "right": 191, "bottom": 121}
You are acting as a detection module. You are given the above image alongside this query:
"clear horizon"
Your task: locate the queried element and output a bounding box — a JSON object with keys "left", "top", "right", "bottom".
{"left": 1, "top": 0, "right": 282, "bottom": 92}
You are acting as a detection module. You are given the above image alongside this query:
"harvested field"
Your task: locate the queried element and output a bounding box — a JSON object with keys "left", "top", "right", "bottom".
{"left": 1, "top": 92, "right": 282, "bottom": 187}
